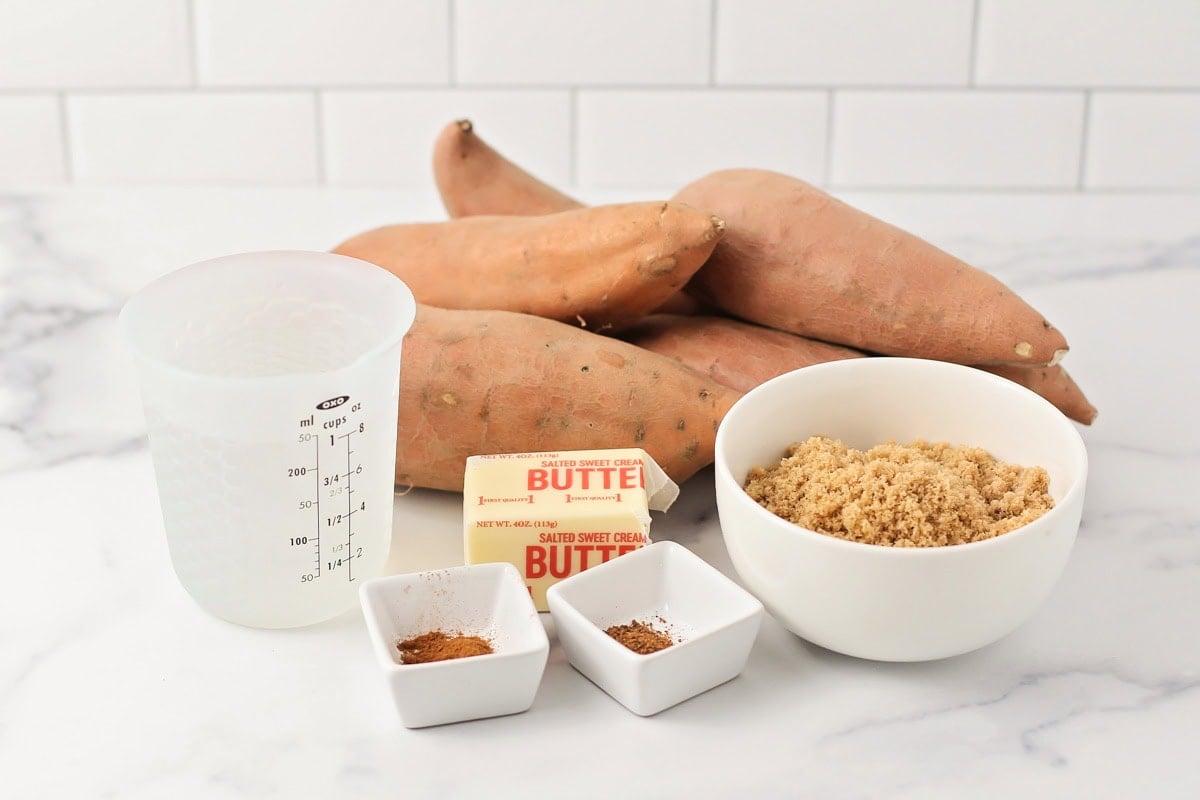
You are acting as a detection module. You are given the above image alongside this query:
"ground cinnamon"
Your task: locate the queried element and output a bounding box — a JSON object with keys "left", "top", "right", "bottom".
{"left": 397, "top": 630, "right": 494, "bottom": 664}
{"left": 605, "top": 618, "right": 675, "bottom": 655}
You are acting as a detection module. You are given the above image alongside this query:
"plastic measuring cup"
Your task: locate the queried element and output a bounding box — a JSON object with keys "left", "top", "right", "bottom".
{"left": 120, "top": 251, "right": 416, "bottom": 628}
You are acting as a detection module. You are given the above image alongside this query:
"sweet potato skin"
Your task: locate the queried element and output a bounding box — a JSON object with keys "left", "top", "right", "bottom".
{"left": 430, "top": 127, "right": 709, "bottom": 317}
{"left": 983, "top": 364, "right": 1097, "bottom": 425}
{"left": 396, "top": 306, "right": 742, "bottom": 491}
{"left": 674, "top": 169, "right": 1068, "bottom": 367}
{"left": 626, "top": 314, "right": 1095, "bottom": 424}
{"left": 433, "top": 119, "right": 582, "bottom": 217}
{"left": 334, "top": 202, "right": 725, "bottom": 330}
{"left": 622, "top": 314, "right": 863, "bottom": 393}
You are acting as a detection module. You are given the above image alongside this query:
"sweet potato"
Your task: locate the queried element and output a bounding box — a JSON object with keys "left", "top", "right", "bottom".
{"left": 433, "top": 119, "right": 582, "bottom": 217}
{"left": 395, "top": 305, "right": 741, "bottom": 491}
{"left": 626, "top": 314, "right": 1095, "bottom": 424}
{"left": 622, "top": 314, "right": 864, "bottom": 393}
{"left": 674, "top": 169, "right": 1069, "bottom": 367}
{"left": 984, "top": 364, "right": 1097, "bottom": 425}
{"left": 334, "top": 202, "right": 725, "bottom": 329}
{"left": 430, "top": 125, "right": 709, "bottom": 317}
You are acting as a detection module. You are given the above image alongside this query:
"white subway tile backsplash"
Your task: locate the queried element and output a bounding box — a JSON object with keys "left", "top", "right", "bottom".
{"left": 0, "top": 0, "right": 190, "bottom": 89}
{"left": 0, "top": 0, "right": 1195, "bottom": 192}
{"left": 976, "top": 0, "right": 1200, "bottom": 87}
{"left": 194, "top": 0, "right": 449, "bottom": 87}
{"left": 576, "top": 90, "right": 827, "bottom": 189}
{"left": 321, "top": 90, "right": 571, "bottom": 188}
{"left": 68, "top": 93, "right": 318, "bottom": 184}
{"left": 717, "top": 0, "right": 973, "bottom": 86}
{"left": 454, "top": 0, "right": 710, "bottom": 86}
{"left": 831, "top": 91, "right": 1085, "bottom": 188}
{"left": 1086, "top": 93, "right": 1200, "bottom": 189}
{"left": 0, "top": 96, "right": 66, "bottom": 184}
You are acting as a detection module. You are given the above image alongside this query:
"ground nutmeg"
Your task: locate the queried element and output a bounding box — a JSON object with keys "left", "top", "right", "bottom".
{"left": 605, "top": 618, "right": 676, "bottom": 655}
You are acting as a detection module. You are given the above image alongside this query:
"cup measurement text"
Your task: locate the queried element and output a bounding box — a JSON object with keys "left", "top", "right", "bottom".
{"left": 289, "top": 398, "right": 367, "bottom": 583}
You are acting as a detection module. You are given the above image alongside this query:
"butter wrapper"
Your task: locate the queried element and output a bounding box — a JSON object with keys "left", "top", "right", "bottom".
{"left": 463, "top": 449, "right": 679, "bottom": 610}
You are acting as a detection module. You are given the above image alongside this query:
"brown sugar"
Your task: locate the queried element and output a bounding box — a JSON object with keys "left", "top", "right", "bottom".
{"left": 743, "top": 436, "right": 1054, "bottom": 547}
{"left": 397, "top": 630, "right": 494, "bottom": 664}
{"left": 605, "top": 618, "right": 676, "bottom": 655}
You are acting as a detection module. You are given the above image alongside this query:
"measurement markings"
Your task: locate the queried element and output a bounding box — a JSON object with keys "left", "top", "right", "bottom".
{"left": 346, "top": 430, "right": 354, "bottom": 582}
{"left": 314, "top": 433, "right": 321, "bottom": 577}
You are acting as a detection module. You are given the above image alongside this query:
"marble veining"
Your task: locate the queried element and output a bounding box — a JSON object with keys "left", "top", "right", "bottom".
{"left": 1, "top": 189, "right": 1197, "bottom": 799}
{"left": 821, "top": 667, "right": 1199, "bottom": 759}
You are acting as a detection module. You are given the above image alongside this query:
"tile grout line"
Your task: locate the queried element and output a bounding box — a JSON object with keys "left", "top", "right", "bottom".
{"left": 185, "top": 0, "right": 199, "bottom": 87}
{"left": 447, "top": 0, "right": 457, "bottom": 85}
{"left": 824, "top": 184, "right": 1200, "bottom": 194}
{"left": 968, "top": 0, "right": 981, "bottom": 86}
{"left": 2, "top": 84, "right": 1198, "bottom": 95}
{"left": 708, "top": 0, "right": 718, "bottom": 86}
{"left": 568, "top": 88, "right": 579, "bottom": 187}
{"left": 313, "top": 90, "right": 327, "bottom": 185}
{"left": 1077, "top": 90, "right": 1092, "bottom": 191}
{"left": 57, "top": 92, "right": 74, "bottom": 183}
{"left": 822, "top": 89, "right": 836, "bottom": 188}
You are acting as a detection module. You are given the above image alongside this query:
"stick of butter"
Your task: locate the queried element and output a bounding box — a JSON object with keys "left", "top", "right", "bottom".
{"left": 463, "top": 449, "right": 679, "bottom": 610}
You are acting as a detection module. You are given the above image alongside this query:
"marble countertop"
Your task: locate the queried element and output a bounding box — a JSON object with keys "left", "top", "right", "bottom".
{"left": 2, "top": 187, "right": 1197, "bottom": 799}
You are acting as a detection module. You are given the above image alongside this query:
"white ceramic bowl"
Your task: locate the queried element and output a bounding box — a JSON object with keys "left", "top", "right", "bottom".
{"left": 714, "top": 357, "right": 1088, "bottom": 662}
{"left": 359, "top": 563, "right": 549, "bottom": 728}
{"left": 547, "top": 541, "right": 764, "bottom": 716}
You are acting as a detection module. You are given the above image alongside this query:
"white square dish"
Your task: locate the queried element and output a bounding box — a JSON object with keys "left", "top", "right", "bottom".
{"left": 546, "top": 541, "right": 763, "bottom": 716}
{"left": 359, "top": 562, "right": 549, "bottom": 728}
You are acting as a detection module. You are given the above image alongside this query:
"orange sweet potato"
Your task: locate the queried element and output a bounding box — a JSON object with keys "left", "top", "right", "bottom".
{"left": 621, "top": 314, "right": 864, "bottom": 392}
{"left": 396, "top": 306, "right": 741, "bottom": 491}
{"left": 674, "top": 169, "right": 1069, "bottom": 367}
{"left": 334, "top": 202, "right": 725, "bottom": 330}
{"left": 433, "top": 119, "right": 582, "bottom": 217}
{"left": 625, "top": 314, "right": 1095, "bottom": 424}
{"left": 984, "top": 364, "right": 1097, "bottom": 425}
{"left": 430, "top": 125, "right": 710, "bottom": 316}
